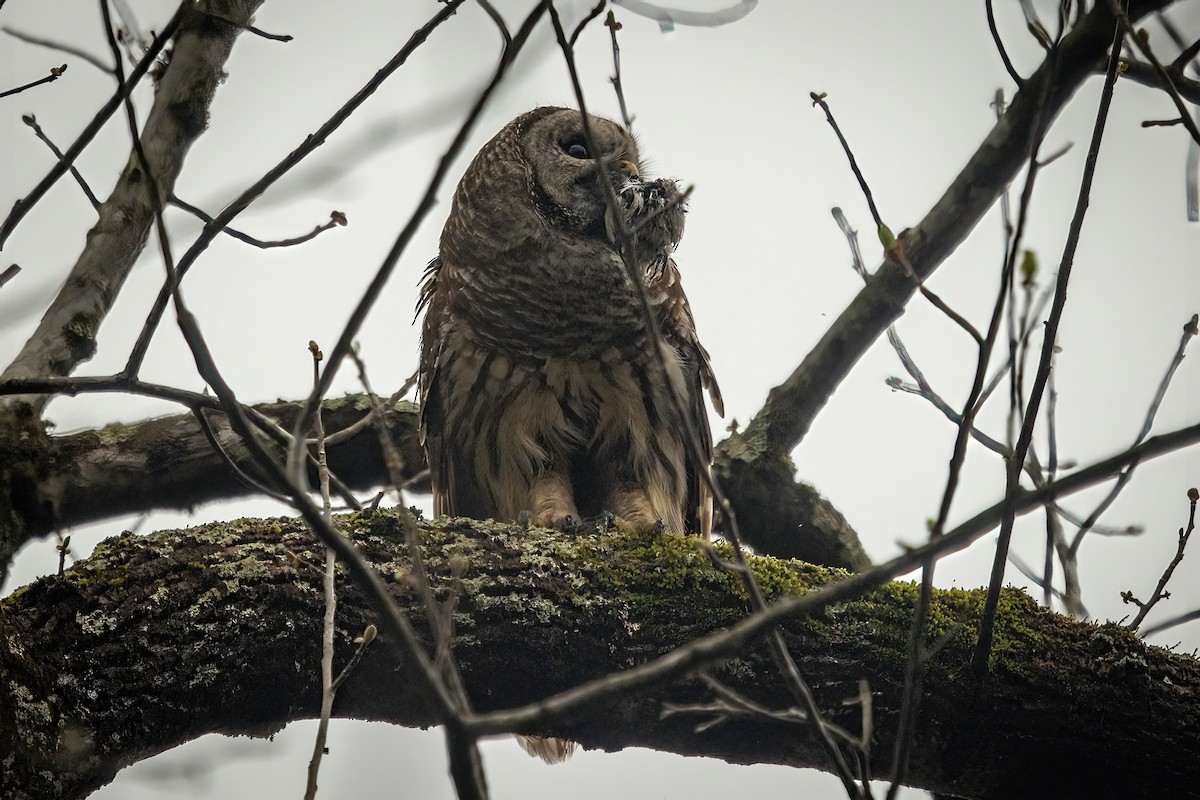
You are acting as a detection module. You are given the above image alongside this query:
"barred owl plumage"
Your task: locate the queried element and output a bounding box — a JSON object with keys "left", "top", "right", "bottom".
{"left": 416, "top": 107, "right": 723, "bottom": 759}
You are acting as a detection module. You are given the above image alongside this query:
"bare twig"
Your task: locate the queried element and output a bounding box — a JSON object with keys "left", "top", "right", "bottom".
{"left": 171, "top": 195, "right": 347, "bottom": 249}
{"left": 245, "top": 24, "right": 292, "bottom": 42}
{"left": 348, "top": 349, "right": 409, "bottom": 505}
{"left": 123, "top": 0, "right": 471, "bottom": 379}
{"left": 605, "top": 10, "right": 632, "bottom": 129}
{"left": 811, "top": 93, "right": 982, "bottom": 345}
{"left": 986, "top": 0, "right": 1025, "bottom": 86}
{"left": 1068, "top": 314, "right": 1198, "bottom": 556}
{"left": 888, "top": 53, "right": 1058, "bottom": 794}
{"left": 548, "top": 7, "right": 864, "bottom": 795}
{"left": 0, "top": 265, "right": 20, "bottom": 288}
{"left": 322, "top": 370, "right": 417, "bottom": 447}
{"left": 193, "top": 407, "right": 293, "bottom": 504}
{"left": 974, "top": 8, "right": 1126, "bottom": 676}
{"left": 739, "top": 0, "right": 1175, "bottom": 465}
{"left": 1107, "top": 0, "right": 1200, "bottom": 144}
{"left": 570, "top": 0, "right": 607, "bottom": 47}
{"left": 304, "top": 341, "right": 337, "bottom": 800}
{"left": 2, "top": 26, "right": 111, "bottom": 72}
{"left": 296, "top": 2, "right": 547, "bottom": 456}
{"left": 22, "top": 114, "right": 101, "bottom": 209}
{"left": 55, "top": 534, "right": 71, "bottom": 577}
{"left": 476, "top": 0, "right": 511, "bottom": 48}
{"left": 1125, "top": 488, "right": 1198, "bottom": 631}
{"left": 331, "top": 624, "right": 377, "bottom": 692}
{"left": 0, "top": 6, "right": 183, "bottom": 248}
{"left": 0, "top": 63, "right": 68, "bottom": 98}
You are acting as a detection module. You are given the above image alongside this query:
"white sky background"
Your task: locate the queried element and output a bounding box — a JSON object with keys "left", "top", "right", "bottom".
{"left": 2, "top": 0, "right": 1198, "bottom": 797}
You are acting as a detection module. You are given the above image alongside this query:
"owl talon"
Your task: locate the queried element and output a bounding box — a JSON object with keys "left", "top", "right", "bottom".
{"left": 558, "top": 514, "right": 584, "bottom": 534}
{"left": 517, "top": 510, "right": 532, "bottom": 530}
{"left": 579, "top": 511, "right": 616, "bottom": 531}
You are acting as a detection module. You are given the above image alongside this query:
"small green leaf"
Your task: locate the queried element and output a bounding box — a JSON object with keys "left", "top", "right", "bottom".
{"left": 1020, "top": 249, "right": 1038, "bottom": 285}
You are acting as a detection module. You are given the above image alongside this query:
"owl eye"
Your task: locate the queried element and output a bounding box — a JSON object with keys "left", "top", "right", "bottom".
{"left": 561, "top": 136, "right": 589, "bottom": 159}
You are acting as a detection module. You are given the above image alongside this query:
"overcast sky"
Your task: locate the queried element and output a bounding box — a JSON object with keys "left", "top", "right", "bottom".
{"left": 3, "top": 1, "right": 1198, "bottom": 797}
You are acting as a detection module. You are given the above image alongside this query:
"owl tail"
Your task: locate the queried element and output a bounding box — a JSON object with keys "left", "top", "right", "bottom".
{"left": 515, "top": 734, "right": 578, "bottom": 764}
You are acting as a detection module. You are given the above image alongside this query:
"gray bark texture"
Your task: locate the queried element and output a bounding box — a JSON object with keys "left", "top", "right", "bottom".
{"left": 2, "top": 512, "right": 1198, "bottom": 799}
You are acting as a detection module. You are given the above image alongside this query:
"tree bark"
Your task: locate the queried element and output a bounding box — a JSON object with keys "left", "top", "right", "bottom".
{"left": 2, "top": 512, "right": 1196, "bottom": 799}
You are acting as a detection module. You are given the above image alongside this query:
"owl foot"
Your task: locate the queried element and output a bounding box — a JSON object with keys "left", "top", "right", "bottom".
{"left": 578, "top": 511, "right": 617, "bottom": 531}
{"left": 522, "top": 510, "right": 586, "bottom": 533}
{"left": 609, "top": 516, "right": 666, "bottom": 536}
{"left": 557, "top": 514, "right": 584, "bottom": 533}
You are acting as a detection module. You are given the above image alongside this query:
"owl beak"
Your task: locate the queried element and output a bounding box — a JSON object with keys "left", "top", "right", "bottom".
{"left": 617, "top": 160, "right": 639, "bottom": 180}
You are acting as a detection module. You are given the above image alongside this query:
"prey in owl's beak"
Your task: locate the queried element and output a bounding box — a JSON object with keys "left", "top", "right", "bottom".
{"left": 604, "top": 170, "right": 687, "bottom": 254}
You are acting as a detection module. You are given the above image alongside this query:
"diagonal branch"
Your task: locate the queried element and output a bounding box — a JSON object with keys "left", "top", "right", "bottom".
{"left": 736, "top": 0, "right": 1173, "bottom": 463}
{"left": 0, "top": 0, "right": 260, "bottom": 416}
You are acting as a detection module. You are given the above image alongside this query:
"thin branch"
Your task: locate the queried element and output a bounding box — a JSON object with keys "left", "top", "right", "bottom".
{"left": 123, "top": 0, "right": 473, "bottom": 379}
{"left": 171, "top": 195, "right": 347, "bottom": 249}
{"left": 0, "top": 7, "right": 183, "bottom": 248}
{"left": 1069, "top": 314, "right": 1197, "bottom": 556}
{"left": 244, "top": 24, "right": 292, "bottom": 42}
{"left": 570, "top": 0, "right": 606, "bottom": 47}
{"left": 331, "top": 624, "right": 377, "bottom": 692}
{"left": 193, "top": 407, "right": 293, "bottom": 504}
{"left": 304, "top": 341, "right": 337, "bottom": 800}
{"left": 476, "top": 0, "right": 511, "bottom": 48}
{"left": 2, "top": 26, "right": 111, "bottom": 72}
{"left": 548, "top": 7, "right": 863, "bottom": 796}
{"left": 348, "top": 350, "right": 410, "bottom": 503}
{"left": 974, "top": 7, "right": 1126, "bottom": 676}
{"left": 22, "top": 114, "right": 101, "bottom": 209}
{"left": 986, "top": 0, "right": 1025, "bottom": 86}
{"left": 323, "top": 370, "right": 417, "bottom": 447}
{"left": 1108, "top": 0, "right": 1200, "bottom": 144}
{"left": 833, "top": 207, "right": 1008, "bottom": 457}
{"left": 811, "top": 92, "right": 982, "bottom": 345}
{"left": 296, "top": 2, "right": 547, "bottom": 450}
{"left": 1168, "top": 36, "right": 1200, "bottom": 72}
{"left": 739, "top": 0, "right": 1176, "bottom": 463}
{"left": 0, "top": 265, "right": 20, "bottom": 288}
{"left": 605, "top": 10, "right": 632, "bottom": 129}
{"left": 1119, "top": 59, "right": 1200, "bottom": 104}
{"left": 889, "top": 51, "right": 1059, "bottom": 791}
{"left": 1125, "top": 488, "right": 1197, "bottom": 631}
{"left": 0, "top": 63, "right": 68, "bottom": 98}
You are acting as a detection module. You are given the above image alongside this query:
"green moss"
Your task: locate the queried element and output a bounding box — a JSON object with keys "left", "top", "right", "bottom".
{"left": 93, "top": 421, "right": 136, "bottom": 446}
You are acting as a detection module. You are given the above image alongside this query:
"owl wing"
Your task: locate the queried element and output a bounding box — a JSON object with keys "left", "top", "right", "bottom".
{"left": 648, "top": 256, "right": 723, "bottom": 538}
{"left": 416, "top": 257, "right": 462, "bottom": 519}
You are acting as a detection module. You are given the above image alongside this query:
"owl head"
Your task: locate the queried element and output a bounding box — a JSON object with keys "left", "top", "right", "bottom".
{"left": 441, "top": 107, "right": 686, "bottom": 265}
{"left": 515, "top": 106, "right": 642, "bottom": 233}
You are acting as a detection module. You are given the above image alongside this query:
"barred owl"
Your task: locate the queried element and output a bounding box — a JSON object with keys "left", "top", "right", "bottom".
{"left": 419, "top": 105, "right": 721, "bottom": 538}
{"left": 416, "top": 109, "right": 722, "bottom": 757}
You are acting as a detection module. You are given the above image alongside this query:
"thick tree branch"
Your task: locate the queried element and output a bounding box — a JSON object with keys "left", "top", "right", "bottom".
{"left": 0, "top": 390, "right": 864, "bottom": 575}
{"left": 2, "top": 513, "right": 1197, "bottom": 800}
{"left": 6, "top": 395, "right": 425, "bottom": 540}
{"left": 737, "top": 0, "right": 1173, "bottom": 462}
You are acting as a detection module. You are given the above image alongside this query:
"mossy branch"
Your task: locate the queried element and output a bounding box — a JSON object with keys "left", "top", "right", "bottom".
{"left": 2, "top": 511, "right": 1197, "bottom": 799}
